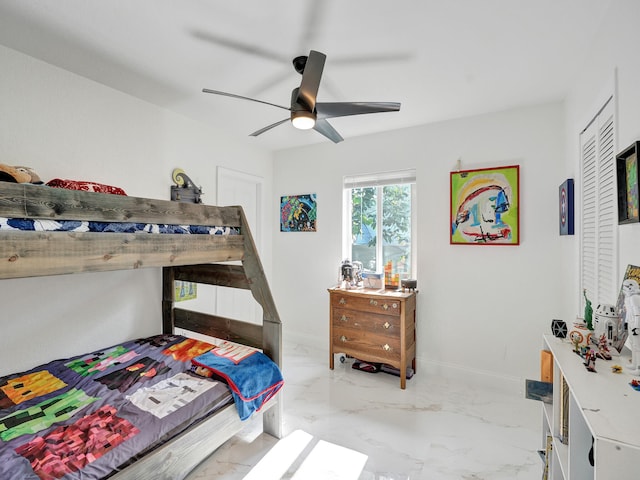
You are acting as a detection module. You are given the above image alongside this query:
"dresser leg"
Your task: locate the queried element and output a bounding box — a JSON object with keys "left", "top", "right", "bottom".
{"left": 330, "top": 349, "right": 334, "bottom": 370}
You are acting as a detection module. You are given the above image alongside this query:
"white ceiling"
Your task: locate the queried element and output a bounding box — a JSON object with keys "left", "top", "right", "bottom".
{"left": 0, "top": 0, "right": 613, "bottom": 152}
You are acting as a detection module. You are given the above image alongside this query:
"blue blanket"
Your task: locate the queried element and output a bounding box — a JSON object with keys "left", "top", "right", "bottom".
{"left": 191, "top": 344, "right": 283, "bottom": 420}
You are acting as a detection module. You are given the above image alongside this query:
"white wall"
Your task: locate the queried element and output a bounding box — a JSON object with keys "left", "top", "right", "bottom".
{"left": 0, "top": 45, "right": 275, "bottom": 376}
{"left": 564, "top": 0, "right": 640, "bottom": 314}
{"left": 9, "top": 0, "right": 639, "bottom": 389}
{"left": 273, "top": 102, "right": 569, "bottom": 389}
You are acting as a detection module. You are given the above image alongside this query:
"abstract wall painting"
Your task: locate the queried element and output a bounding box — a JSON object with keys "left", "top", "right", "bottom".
{"left": 280, "top": 193, "right": 317, "bottom": 232}
{"left": 450, "top": 165, "right": 520, "bottom": 245}
{"left": 559, "top": 178, "right": 575, "bottom": 235}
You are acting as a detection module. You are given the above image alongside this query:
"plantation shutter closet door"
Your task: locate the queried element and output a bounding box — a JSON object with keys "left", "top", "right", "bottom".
{"left": 580, "top": 97, "right": 617, "bottom": 308}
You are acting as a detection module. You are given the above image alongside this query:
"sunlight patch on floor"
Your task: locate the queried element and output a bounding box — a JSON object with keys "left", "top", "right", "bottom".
{"left": 291, "top": 439, "right": 368, "bottom": 480}
{"left": 243, "top": 429, "right": 368, "bottom": 480}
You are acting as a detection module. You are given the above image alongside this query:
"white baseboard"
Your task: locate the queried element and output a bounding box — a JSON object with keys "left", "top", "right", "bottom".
{"left": 286, "top": 333, "right": 526, "bottom": 397}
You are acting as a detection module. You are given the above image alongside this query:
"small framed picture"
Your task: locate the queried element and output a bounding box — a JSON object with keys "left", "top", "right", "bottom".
{"left": 617, "top": 141, "right": 640, "bottom": 224}
{"left": 559, "top": 179, "right": 574, "bottom": 235}
{"left": 280, "top": 194, "right": 317, "bottom": 232}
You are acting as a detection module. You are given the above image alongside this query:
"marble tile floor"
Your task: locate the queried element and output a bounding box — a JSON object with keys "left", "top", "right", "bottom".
{"left": 186, "top": 343, "right": 542, "bottom": 480}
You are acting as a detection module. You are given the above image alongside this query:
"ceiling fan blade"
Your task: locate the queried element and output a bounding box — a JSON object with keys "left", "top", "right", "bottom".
{"left": 316, "top": 101, "right": 401, "bottom": 119}
{"left": 331, "top": 53, "right": 414, "bottom": 65}
{"left": 313, "top": 119, "right": 344, "bottom": 143}
{"left": 249, "top": 118, "right": 290, "bottom": 137}
{"left": 202, "top": 89, "right": 290, "bottom": 111}
{"left": 297, "top": 50, "right": 326, "bottom": 111}
{"left": 191, "top": 30, "right": 288, "bottom": 63}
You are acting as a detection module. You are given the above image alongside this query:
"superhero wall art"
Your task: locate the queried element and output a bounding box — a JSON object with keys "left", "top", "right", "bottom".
{"left": 280, "top": 194, "right": 317, "bottom": 232}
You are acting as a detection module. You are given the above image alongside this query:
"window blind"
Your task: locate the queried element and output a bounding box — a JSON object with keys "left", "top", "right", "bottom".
{"left": 343, "top": 169, "right": 416, "bottom": 188}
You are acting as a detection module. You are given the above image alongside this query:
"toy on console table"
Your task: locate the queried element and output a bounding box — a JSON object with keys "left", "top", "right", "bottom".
{"left": 569, "top": 321, "right": 592, "bottom": 353}
{"left": 583, "top": 289, "right": 594, "bottom": 330}
{"left": 593, "top": 303, "right": 624, "bottom": 355}
{"left": 622, "top": 278, "right": 640, "bottom": 375}
{"left": 595, "top": 333, "right": 612, "bottom": 360}
{"left": 583, "top": 348, "right": 597, "bottom": 372}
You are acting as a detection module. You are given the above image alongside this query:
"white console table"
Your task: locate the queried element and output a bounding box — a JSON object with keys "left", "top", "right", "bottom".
{"left": 541, "top": 334, "right": 640, "bottom": 479}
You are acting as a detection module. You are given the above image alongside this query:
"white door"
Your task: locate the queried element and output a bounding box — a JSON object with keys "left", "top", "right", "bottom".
{"left": 216, "top": 167, "right": 263, "bottom": 324}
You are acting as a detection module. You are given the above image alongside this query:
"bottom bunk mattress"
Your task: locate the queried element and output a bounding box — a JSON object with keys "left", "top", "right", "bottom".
{"left": 0, "top": 334, "right": 234, "bottom": 480}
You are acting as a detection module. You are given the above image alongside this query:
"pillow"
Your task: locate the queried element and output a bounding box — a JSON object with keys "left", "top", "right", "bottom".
{"left": 46, "top": 178, "right": 127, "bottom": 196}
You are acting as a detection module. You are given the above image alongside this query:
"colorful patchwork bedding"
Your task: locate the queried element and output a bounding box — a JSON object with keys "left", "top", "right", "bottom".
{"left": 0, "top": 217, "right": 239, "bottom": 236}
{"left": 0, "top": 334, "right": 280, "bottom": 480}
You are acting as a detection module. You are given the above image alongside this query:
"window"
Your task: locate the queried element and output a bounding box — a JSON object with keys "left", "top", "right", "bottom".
{"left": 343, "top": 170, "right": 416, "bottom": 281}
{"left": 580, "top": 97, "right": 617, "bottom": 306}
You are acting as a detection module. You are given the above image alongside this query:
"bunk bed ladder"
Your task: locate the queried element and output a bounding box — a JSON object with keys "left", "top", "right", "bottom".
{"left": 162, "top": 206, "right": 283, "bottom": 439}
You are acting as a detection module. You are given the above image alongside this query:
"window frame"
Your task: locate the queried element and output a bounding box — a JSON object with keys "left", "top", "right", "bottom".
{"left": 342, "top": 169, "right": 417, "bottom": 277}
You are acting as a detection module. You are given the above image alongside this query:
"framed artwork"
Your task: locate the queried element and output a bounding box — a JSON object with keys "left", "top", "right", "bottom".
{"left": 174, "top": 281, "right": 197, "bottom": 301}
{"left": 450, "top": 165, "right": 519, "bottom": 245}
{"left": 280, "top": 193, "right": 317, "bottom": 232}
{"left": 559, "top": 179, "right": 574, "bottom": 235}
{"left": 616, "top": 141, "right": 639, "bottom": 224}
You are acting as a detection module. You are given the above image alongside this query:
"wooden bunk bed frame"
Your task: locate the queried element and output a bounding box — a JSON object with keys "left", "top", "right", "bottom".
{"left": 0, "top": 182, "right": 282, "bottom": 480}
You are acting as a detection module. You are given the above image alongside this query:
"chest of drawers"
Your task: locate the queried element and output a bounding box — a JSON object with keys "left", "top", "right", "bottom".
{"left": 328, "top": 287, "right": 416, "bottom": 389}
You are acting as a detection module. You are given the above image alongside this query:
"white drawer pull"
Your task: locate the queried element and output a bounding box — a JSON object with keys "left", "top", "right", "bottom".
{"left": 340, "top": 335, "right": 348, "bottom": 343}
{"left": 339, "top": 298, "right": 346, "bottom": 305}
{"left": 383, "top": 344, "right": 391, "bottom": 351}
{"left": 383, "top": 322, "right": 390, "bottom": 329}
{"left": 369, "top": 299, "right": 378, "bottom": 306}
{"left": 340, "top": 315, "right": 348, "bottom": 322}
{"left": 382, "top": 303, "right": 389, "bottom": 310}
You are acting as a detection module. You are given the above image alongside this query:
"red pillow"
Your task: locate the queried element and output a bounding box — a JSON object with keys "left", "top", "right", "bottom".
{"left": 46, "top": 179, "right": 127, "bottom": 196}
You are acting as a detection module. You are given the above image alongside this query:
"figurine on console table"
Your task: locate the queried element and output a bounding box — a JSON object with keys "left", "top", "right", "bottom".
{"left": 583, "top": 289, "right": 594, "bottom": 330}
{"left": 596, "top": 334, "right": 612, "bottom": 360}
{"left": 584, "top": 348, "right": 597, "bottom": 372}
{"left": 622, "top": 278, "right": 640, "bottom": 375}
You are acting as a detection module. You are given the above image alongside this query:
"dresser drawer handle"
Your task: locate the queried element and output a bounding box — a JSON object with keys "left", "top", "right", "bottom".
{"left": 382, "top": 303, "right": 389, "bottom": 310}
{"left": 383, "top": 322, "right": 390, "bottom": 329}
{"left": 339, "top": 298, "right": 346, "bottom": 305}
{"left": 383, "top": 344, "right": 391, "bottom": 351}
{"left": 369, "top": 299, "right": 378, "bottom": 306}
{"left": 392, "top": 303, "right": 398, "bottom": 309}
{"left": 340, "top": 315, "right": 348, "bottom": 322}
{"left": 340, "top": 335, "right": 348, "bottom": 343}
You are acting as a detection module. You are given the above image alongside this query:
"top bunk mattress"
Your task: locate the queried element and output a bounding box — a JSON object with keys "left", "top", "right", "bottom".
{"left": 0, "top": 217, "right": 239, "bottom": 236}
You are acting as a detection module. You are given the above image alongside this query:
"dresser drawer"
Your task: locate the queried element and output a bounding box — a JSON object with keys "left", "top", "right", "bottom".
{"left": 332, "top": 326, "right": 401, "bottom": 362}
{"left": 332, "top": 307, "right": 400, "bottom": 334}
{"left": 330, "top": 292, "right": 402, "bottom": 316}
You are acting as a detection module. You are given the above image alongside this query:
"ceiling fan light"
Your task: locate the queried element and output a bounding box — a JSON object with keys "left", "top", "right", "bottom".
{"left": 291, "top": 110, "right": 316, "bottom": 130}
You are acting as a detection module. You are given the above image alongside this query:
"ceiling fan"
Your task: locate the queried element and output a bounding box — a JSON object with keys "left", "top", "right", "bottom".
{"left": 202, "top": 50, "right": 401, "bottom": 143}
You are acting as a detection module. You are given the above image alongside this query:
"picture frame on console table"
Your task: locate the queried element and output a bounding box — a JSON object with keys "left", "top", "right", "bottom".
{"left": 616, "top": 141, "right": 640, "bottom": 225}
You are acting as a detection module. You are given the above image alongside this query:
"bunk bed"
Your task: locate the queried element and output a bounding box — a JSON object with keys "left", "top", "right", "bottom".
{"left": 0, "top": 182, "right": 282, "bottom": 480}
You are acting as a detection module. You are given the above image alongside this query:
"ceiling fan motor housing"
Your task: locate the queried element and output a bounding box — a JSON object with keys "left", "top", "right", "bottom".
{"left": 290, "top": 87, "right": 317, "bottom": 129}
{"left": 292, "top": 55, "right": 308, "bottom": 74}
